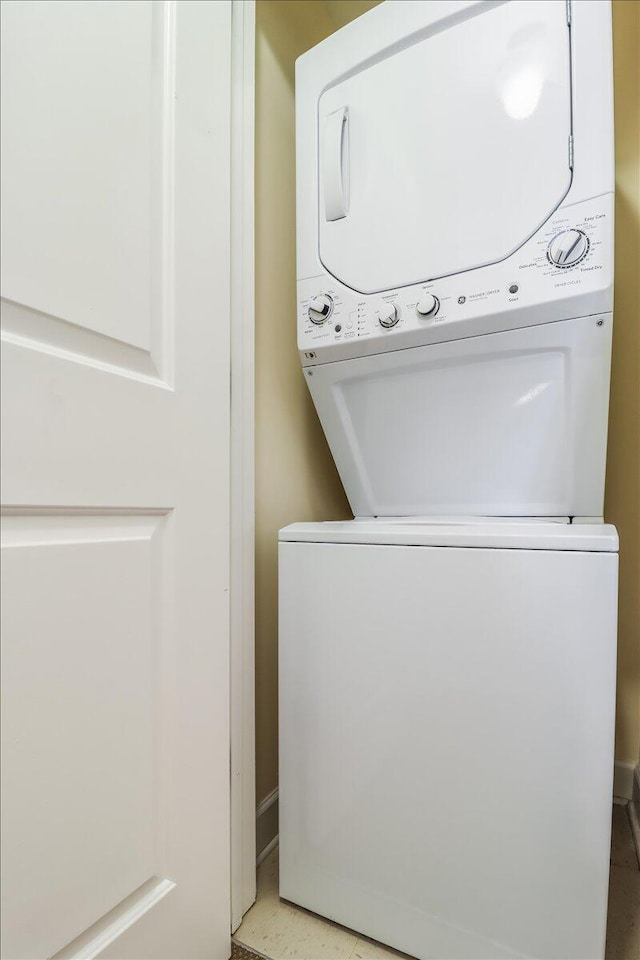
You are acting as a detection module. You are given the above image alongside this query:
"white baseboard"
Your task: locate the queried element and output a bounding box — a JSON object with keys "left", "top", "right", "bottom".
{"left": 613, "top": 760, "right": 640, "bottom": 801}
{"left": 256, "top": 834, "right": 279, "bottom": 867}
{"left": 255, "top": 766, "right": 637, "bottom": 867}
{"left": 256, "top": 787, "right": 278, "bottom": 864}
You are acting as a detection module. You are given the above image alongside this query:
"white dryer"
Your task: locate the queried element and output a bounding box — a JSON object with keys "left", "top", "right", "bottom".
{"left": 279, "top": 2, "right": 618, "bottom": 958}
{"left": 294, "top": 0, "right": 614, "bottom": 520}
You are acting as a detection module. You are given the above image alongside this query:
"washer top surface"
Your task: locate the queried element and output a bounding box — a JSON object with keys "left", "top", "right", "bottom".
{"left": 279, "top": 520, "right": 619, "bottom": 551}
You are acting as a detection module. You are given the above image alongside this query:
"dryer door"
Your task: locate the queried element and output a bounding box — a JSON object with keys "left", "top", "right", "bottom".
{"left": 318, "top": 0, "right": 572, "bottom": 294}
{"left": 306, "top": 315, "right": 612, "bottom": 518}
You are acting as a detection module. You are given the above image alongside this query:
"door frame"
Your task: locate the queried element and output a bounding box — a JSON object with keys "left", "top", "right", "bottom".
{"left": 230, "top": 0, "right": 257, "bottom": 932}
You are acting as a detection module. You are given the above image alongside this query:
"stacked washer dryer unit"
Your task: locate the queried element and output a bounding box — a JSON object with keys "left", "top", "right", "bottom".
{"left": 279, "top": 2, "right": 618, "bottom": 959}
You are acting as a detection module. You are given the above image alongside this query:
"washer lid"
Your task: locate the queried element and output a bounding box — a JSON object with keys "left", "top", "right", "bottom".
{"left": 279, "top": 521, "right": 619, "bottom": 552}
{"left": 318, "top": 0, "right": 572, "bottom": 294}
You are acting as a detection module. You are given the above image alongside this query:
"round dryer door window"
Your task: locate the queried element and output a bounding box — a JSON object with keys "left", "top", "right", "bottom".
{"left": 318, "top": 0, "right": 572, "bottom": 294}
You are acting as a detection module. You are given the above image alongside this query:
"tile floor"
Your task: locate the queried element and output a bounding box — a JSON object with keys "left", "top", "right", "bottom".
{"left": 607, "top": 802, "right": 640, "bottom": 960}
{"left": 234, "top": 803, "right": 640, "bottom": 960}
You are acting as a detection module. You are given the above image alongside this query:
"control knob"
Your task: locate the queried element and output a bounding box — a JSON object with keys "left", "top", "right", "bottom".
{"left": 416, "top": 294, "right": 440, "bottom": 317}
{"left": 378, "top": 303, "right": 400, "bottom": 328}
{"left": 547, "top": 229, "right": 589, "bottom": 267}
{"left": 308, "top": 294, "right": 333, "bottom": 324}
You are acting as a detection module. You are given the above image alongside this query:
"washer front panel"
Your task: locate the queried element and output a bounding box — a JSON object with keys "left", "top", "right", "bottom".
{"left": 304, "top": 313, "right": 612, "bottom": 518}
{"left": 279, "top": 539, "right": 617, "bottom": 959}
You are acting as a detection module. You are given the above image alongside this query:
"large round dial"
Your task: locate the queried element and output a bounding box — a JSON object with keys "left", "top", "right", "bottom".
{"left": 547, "top": 229, "right": 589, "bottom": 268}
{"left": 308, "top": 294, "right": 333, "bottom": 324}
{"left": 378, "top": 303, "right": 400, "bottom": 328}
{"left": 416, "top": 294, "right": 439, "bottom": 317}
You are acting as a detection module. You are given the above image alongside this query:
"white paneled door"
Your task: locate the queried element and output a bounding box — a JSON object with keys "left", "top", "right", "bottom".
{"left": 1, "top": 2, "right": 233, "bottom": 958}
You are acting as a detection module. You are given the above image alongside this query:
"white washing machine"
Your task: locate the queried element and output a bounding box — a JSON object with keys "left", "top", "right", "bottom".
{"left": 279, "top": 520, "right": 618, "bottom": 960}
{"left": 279, "top": 2, "right": 618, "bottom": 958}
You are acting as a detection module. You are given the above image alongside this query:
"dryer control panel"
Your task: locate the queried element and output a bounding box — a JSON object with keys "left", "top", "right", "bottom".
{"left": 298, "top": 195, "right": 613, "bottom": 366}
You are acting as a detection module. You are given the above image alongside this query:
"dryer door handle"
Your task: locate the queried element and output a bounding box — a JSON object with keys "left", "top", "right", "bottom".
{"left": 324, "top": 107, "right": 349, "bottom": 222}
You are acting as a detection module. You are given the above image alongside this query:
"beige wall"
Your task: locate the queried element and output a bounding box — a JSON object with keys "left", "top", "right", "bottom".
{"left": 255, "top": 1, "right": 379, "bottom": 803}
{"left": 606, "top": 0, "right": 640, "bottom": 765}
{"left": 255, "top": 0, "right": 640, "bottom": 803}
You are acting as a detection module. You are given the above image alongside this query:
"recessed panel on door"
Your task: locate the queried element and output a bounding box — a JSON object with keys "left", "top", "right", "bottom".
{"left": 318, "top": 0, "right": 572, "bottom": 293}
{"left": 0, "top": 0, "right": 157, "bottom": 352}
{"left": 0, "top": 517, "right": 161, "bottom": 960}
